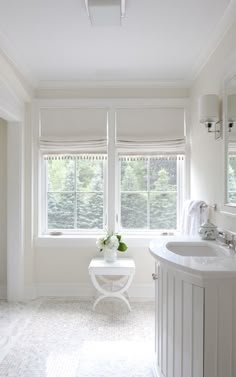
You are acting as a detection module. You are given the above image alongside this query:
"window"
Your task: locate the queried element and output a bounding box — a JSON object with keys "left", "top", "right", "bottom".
{"left": 37, "top": 104, "right": 187, "bottom": 236}
{"left": 43, "top": 154, "right": 106, "bottom": 232}
{"left": 119, "top": 155, "right": 184, "bottom": 231}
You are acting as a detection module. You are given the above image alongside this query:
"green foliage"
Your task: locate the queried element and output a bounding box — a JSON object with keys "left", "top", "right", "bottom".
{"left": 118, "top": 242, "right": 128, "bottom": 252}
{"left": 120, "top": 158, "right": 177, "bottom": 230}
{"left": 47, "top": 158, "right": 104, "bottom": 230}
{"left": 47, "top": 155, "right": 178, "bottom": 231}
{"left": 121, "top": 160, "right": 147, "bottom": 191}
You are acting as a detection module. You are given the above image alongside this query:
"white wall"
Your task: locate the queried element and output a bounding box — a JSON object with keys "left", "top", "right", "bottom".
{"left": 35, "top": 244, "right": 155, "bottom": 299}
{"left": 0, "top": 47, "right": 32, "bottom": 300}
{"left": 29, "top": 92, "right": 189, "bottom": 300}
{"left": 190, "top": 19, "right": 236, "bottom": 232}
{"left": 0, "top": 118, "right": 7, "bottom": 297}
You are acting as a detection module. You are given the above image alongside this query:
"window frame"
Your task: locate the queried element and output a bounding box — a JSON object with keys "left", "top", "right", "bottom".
{"left": 40, "top": 154, "right": 108, "bottom": 235}
{"left": 33, "top": 98, "right": 190, "bottom": 241}
{"left": 117, "top": 154, "right": 185, "bottom": 234}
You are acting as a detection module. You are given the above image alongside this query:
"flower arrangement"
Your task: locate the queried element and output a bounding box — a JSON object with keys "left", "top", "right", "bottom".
{"left": 96, "top": 231, "right": 128, "bottom": 252}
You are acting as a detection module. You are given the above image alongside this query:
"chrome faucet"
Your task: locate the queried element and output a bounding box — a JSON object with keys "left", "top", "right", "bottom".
{"left": 217, "top": 231, "right": 236, "bottom": 252}
{"left": 228, "top": 235, "right": 236, "bottom": 253}
{"left": 217, "top": 231, "right": 228, "bottom": 244}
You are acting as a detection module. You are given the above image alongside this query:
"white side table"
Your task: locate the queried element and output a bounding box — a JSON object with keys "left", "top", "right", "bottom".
{"left": 88, "top": 258, "right": 136, "bottom": 311}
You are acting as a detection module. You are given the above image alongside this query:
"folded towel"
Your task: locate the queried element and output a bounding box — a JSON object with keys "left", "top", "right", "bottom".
{"left": 180, "top": 200, "right": 194, "bottom": 235}
{"left": 181, "top": 200, "right": 208, "bottom": 236}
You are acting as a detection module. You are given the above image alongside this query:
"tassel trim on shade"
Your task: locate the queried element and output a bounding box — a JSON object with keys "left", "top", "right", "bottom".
{"left": 119, "top": 155, "right": 185, "bottom": 161}
{"left": 43, "top": 154, "right": 107, "bottom": 161}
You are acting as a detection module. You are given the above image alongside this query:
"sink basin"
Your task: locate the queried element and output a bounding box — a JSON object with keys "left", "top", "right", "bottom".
{"left": 166, "top": 241, "right": 228, "bottom": 257}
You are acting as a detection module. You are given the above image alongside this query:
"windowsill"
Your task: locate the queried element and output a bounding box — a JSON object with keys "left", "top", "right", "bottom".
{"left": 34, "top": 232, "right": 178, "bottom": 248}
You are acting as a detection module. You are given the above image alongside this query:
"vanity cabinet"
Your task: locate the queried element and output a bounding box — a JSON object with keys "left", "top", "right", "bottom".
{"left": 153, "top": 262, "right": 236, "bottom": 377}
{"left": 154, "top": 263, "right": 204, "bottom": 377}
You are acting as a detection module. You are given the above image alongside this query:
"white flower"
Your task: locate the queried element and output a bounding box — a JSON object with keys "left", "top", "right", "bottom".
{"left": 106, "top": 235, "right": 119, "bottom": 249}
{"left": 96, "top": 236, "right": 105, "bottom": 250}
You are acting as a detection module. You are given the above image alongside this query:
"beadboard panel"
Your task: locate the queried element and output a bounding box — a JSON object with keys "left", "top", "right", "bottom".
{"left": 154, "top": 264, "right": 204, "bottom": 377}
{"left": 204, "top": 286, "right": 218, "bottom": 377}
{"left": 174, "top": 276, "right": 182, "bottom": 377}
{"left": 192, "top": 285, "right": 204, "bottom": 377}
{"left": 167, "top": 272, "right": 174, "bottom": 377}
{"left": 204, "top": 281, "right": 236, "bottom": 377}
{"left": 154, "top": 262, "right": 236, "bottom": 377}
{"left": 183, "top": 282, "right": 193, "bottom": 377}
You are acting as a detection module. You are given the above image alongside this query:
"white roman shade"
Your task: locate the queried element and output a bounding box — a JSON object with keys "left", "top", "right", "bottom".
{"left": 228, "top": 142, "right": 236, "bottom": 154}
{"left": 116, "top": 107, "right": 185, "bottom": 153}
{"left": 39, "top": 108, "right": 108, "bottom": 152}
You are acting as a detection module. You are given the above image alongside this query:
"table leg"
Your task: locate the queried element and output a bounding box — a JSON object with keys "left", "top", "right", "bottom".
{"left": 90, "top": 273, "right": 134, "bottom": 311}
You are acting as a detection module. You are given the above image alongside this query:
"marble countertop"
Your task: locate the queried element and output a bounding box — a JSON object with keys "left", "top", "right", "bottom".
{"left": 149, "top": 236, "right": 236, "bottom": 278}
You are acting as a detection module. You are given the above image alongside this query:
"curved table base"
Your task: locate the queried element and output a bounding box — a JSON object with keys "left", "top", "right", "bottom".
{"left": 90, "top": 274, "right": 134, "bottom": 311}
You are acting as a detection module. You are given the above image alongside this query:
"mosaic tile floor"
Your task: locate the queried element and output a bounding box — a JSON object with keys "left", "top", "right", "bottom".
{"left": 0, "top": 299, "right": 155, "bottom": 377}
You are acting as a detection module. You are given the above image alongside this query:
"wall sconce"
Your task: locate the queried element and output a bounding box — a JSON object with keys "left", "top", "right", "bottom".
{"left": 199, "top": 94, "right": 222, "bottom": 140}
{"left": 228, "top": 94, "right": 236, "bottom": 132}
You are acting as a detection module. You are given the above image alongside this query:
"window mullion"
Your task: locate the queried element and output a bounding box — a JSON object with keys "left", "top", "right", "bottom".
{"left": 103, "top": 159, "right": 107, "bottom": 229}
{"left": 74, "top": 158, "right": 77, "bottom": 230}
{"left": 107, "top": 109, "right": 117, "bottom": 232}
{"left": 147, "top": 157, "right": 150, "bottom": 229}
{"left": 177, "top": 156, "right": 183, "bottom": 231}
{"left": 44, "top": 159, "right": 48, "bottom": 233}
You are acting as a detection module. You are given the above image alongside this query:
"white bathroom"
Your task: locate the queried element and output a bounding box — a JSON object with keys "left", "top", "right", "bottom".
{"left": 1, "top": 1, "right": 236, "bottom": 376}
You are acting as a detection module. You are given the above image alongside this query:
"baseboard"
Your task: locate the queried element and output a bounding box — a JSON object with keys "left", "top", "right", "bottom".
{"left": 0, "top": 284, "right": 7, "bottom": 299}
{"left": 24, "top": 285, "right": 38, "bottom": 300}
{"left": 35, "top": 283, "right": 155, "bottom": 301}
{"left": 37, "top": 283, "right": 94, "bottom": 298}
{"left": 129, "top": 284, "right": 155, "bottom": 301}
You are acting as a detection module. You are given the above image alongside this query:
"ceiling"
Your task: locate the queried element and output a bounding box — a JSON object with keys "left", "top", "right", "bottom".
{"left": 0, "top": 0, "right": 235, "bottom": 87}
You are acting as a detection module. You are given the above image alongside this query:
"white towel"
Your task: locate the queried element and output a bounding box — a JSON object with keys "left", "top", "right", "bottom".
{"left": 181, "top": 200, "right": 208, "bottom": 236}
{"left": 180, "top": 200, "right": 194, "bottom": 235}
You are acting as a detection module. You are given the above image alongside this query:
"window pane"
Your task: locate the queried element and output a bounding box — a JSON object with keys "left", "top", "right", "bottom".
{"left": 150, "top": 159, "right": 177, "bottom": 191}
{"left": 119, "top": 156, "right": 180, "bottom": 231}
{"left": 121, "top": 159, "right": 147, "bottom": 191}
{"left": 121, "top": 193, "right": 147, "bottom": 229}
{"left": 228, "top": 157, "right": 236, "bottom": 203}
{"left": 45, "top": 155, "right": 105, "bottom": 231}
{"left": 77, "top": 159, "right": 104, "bottom": 192}
{"left": 150, "top": 192, "right": 177, "bottom": 229}
{"left": 47, "top": 159, "right": 75, "bottom": 192}
{"left": 77, "top": 193, "right": 103, "bottom": 229}
{"left": 48, "top": 193, "right": 75, "bottom": 229}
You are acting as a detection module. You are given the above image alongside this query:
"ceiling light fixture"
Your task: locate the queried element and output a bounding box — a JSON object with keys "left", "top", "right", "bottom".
{"left": 85, "top": 0, "right": 126, "bottom": 26}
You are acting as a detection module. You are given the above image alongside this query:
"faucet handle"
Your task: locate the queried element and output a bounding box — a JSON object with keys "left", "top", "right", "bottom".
{"left": 228, "top": 234, "right": 236, "bottom": 251}
{"left": 217, "top": 231, "right": 228, "bottom": 243}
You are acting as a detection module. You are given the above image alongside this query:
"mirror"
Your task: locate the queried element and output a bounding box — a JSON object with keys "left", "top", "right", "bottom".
{"left": 225, "top": 74, "right": 236, "bottom": 206}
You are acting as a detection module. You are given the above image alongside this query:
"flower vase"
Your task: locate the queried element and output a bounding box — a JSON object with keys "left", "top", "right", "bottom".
{"left": 103, "top": 247, "right": 117, "bottom": 263}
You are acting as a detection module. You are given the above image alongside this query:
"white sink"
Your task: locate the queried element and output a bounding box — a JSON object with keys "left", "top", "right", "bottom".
{"left": 166, "top": 241, "right": 229, "bottom": 257}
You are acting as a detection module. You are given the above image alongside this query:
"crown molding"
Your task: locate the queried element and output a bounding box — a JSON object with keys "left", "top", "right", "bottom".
{"left": 192, "top": 0, "right": 236, "bottom": 81}
{"left": 0, "top": 32, "right": 34, "bottom": 101}
{"left": 1, "top": 1, "right": 235, "bottom": 93}
{"left": 0, "top": 29, "right": 36, "bottom": 84}
{"left": 0, "top": 48, "right": 33, "bottom": 102}
{"left": 37, "top": 79, "right": 193, "bottom": 90}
